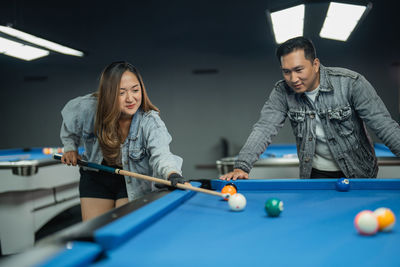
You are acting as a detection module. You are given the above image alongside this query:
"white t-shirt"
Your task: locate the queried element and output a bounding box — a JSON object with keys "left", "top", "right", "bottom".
{"left": 304, "top": 87, "right": 341, "bottom": 171}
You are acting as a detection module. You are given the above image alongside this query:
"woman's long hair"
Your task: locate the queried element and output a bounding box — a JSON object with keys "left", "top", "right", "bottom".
{"left": 94, "top": 61, "right": 159, "bottom": 165}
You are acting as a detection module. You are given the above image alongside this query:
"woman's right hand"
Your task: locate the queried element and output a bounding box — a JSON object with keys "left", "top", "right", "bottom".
{"left": 61, "top": 151, "right": 81, "bottom": 166}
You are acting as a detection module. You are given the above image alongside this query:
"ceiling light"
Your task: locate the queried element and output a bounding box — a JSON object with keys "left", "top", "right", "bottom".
{"left": 267, "top": 4, "right": 305, "bottom": 44}
{"left": 0, "top": 25, "right": 84, "bottom": 57}
{"left": 0, "top": 36, "right": 49, "bottom": 61}
{"left": 320, "top": 2, "right": 370, "bottom": 41}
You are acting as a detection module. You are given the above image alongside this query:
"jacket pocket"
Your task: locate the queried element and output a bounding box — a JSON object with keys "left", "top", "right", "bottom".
{"left": 328, "top": 106, "right": 354, "bottom": 136}
{"left": 129, "top": 147, "right": 146, "bottom": 160}
{"left": 128, "top": 146, "right": 150, "bottom": 174}
{"left": 287, "top": 110, "right": 305, "bottom": 138}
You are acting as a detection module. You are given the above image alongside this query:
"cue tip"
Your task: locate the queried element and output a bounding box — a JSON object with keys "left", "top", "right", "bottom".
{"left": 222, "top": 193, "right": 231, "bottom": 199}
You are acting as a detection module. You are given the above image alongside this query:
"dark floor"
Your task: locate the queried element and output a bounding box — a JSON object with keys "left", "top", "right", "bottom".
{"left": 35, "top": 204, "right": 82, "bottom": 241}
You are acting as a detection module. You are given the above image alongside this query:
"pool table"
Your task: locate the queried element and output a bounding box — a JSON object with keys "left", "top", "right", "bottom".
{"left": 6, "top": 179, "right": 399, "bottom": 266}
{"left": 0, "top": 147, "right": 81, "bottom": 255}
{"left": 217, "top": 143, "right": 400, "bottom": 179}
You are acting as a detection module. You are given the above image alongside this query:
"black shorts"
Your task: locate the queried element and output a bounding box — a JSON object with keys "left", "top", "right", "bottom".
{"left": 79, "top": 167, "right": 128, "bottom": 200}
{"left": 310, "top": 168, "right": 346, "bottom": 179}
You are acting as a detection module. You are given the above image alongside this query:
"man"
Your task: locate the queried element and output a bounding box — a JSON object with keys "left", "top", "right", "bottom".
{"left": 220, "top": 36, "right": 400, "bottom": 180}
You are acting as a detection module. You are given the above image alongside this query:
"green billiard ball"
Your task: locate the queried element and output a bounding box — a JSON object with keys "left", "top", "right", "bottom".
{"left": 265, "top": 198, "right": 284, "bottom": 217}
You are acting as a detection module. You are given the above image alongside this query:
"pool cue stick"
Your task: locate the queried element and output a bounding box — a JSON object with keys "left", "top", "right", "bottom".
{"left": 53, "top": 154, "right": 227, "bottom": 198}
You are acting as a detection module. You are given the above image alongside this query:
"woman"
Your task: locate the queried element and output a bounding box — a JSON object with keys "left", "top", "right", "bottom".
{"left": 60, "top": 61, "right": 184, "bottom": 221}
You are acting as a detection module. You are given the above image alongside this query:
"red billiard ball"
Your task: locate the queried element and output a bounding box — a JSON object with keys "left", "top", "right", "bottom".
{"left": 336, "top": 178, "right": 350, "bottom": 192}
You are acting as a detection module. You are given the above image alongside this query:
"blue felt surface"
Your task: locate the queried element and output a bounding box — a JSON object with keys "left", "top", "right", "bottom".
{"left": 94, "top": 183, "right": 198, "bottom": 251}
{"left": 212, "top": 178, "right": 400, "bottom": 191}
{"left": 37, "top": 180, "right": 400, "bottom": 267}
{"left": 259, "top": 143, "right": 396, "bottom": 159}
{"left": 0, "top": 147, "right": 85, "bottom": 162}
{"left": 259, "top": 144, "right": 298, "bottom": 159}
{"left": 0, "top": 148, "right": 49, "bottom": 161}
{"left": 374, "top": 143, "right": 397, "bottom": 157}
{"left": 90, "top": 180, "right": 400, "bottom": 267}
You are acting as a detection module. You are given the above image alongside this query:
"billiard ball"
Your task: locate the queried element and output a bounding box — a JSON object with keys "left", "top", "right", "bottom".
{"left": 228, "top": 193, "right": 246, "bottom": 211}
{"left": 225, "top": 182, "right": 238, "bottom": 191}
{"left": 221, "top": 185, "right": 237, "bottom": 201}
{"left": 265, "top": 198, "right": 284, "bottom": 217}
{"left": 354, "top": 210, "right": 378, "bottom": 235}
{"left": 42, "top": 147, "right": 50, "bottom": 155}
{"left": 223, "top": 183, "right": 238, "bottom": 195}
{"left": 336, "top": 178, "right": 350, "bottom": 192}
{"left": 373, "top": 207, "right": 396, "bottom": 232}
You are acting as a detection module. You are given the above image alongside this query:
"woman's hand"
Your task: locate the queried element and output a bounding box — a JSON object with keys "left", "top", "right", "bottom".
{"left": 61, "top": 151, "right": 81, "bottom": 166}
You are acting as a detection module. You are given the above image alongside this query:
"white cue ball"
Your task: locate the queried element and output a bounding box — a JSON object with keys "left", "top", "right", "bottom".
{"left": 354, "top": 210, "right": 378, "bottom": 235}
{"left": 228, "top": 193, "right": 246, "bottom": 211}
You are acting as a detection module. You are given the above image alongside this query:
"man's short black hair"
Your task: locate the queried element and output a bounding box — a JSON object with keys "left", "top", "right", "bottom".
{"left": 276, "top": 37, "right": 317, "bottom": 63}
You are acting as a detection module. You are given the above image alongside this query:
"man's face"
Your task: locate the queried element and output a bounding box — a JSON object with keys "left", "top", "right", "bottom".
{"left": 280, "top": 49, "right": 320, "bottom": 93}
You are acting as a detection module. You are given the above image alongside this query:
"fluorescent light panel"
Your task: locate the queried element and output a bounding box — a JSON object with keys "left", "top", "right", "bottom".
{"left": 320, "top": 2, "right": 367, "bottom": 41}
{"left": 0, "top": 25, "right": 84, "bottom": 57}
{"left": 0, "top": 36, "right": 49, "bottom": 61}
{"left": 270, "top": 4, "right": 305, "bottom": 44}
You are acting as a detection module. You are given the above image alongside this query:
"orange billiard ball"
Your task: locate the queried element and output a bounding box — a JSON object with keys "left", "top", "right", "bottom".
{"left": 225, "top": 182, "right": 238, "bottom": 191}
{"left": 221, "top": 185, "right": 237, "bottom": 201}
{"left": 373, "top": 207, "right": 396, "bottom": 232}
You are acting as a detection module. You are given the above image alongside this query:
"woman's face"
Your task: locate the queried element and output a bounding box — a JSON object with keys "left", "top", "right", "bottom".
{"left": 118, "top": 70, "right": 142, "bottom": 117}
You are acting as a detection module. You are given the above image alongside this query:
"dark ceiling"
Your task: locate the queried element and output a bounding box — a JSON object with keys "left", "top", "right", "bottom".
{"left": 0, "top": 0, "right": 399, "bottom": 71}
{"left": 0, "top": 0, "right": 399, "bottom": 152}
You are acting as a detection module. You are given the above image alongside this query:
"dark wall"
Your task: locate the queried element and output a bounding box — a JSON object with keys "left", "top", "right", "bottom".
{"left": 0, "top": 0, "right": 399, "bottom": 179}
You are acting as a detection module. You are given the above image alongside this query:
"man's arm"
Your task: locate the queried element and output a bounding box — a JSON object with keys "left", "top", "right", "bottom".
{"left": 220, "top": 85, "right": 289, "bottom": 180}
{"left": 351, "top": 75, "right": 400, "bottom": 156}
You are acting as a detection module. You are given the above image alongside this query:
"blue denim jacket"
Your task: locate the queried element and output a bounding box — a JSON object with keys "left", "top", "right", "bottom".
{"left": 235, "top": 65, "right": 400, "bottom": 178}
{"left": 60, "top": 93, "right": 183, "bottom": 200}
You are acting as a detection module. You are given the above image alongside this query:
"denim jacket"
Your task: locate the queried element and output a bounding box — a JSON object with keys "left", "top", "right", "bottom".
{"left": 60, "top": 93, "right": 183, "bottom": 200}
{"left": 235, "top": 64, "right": 400, "bottom": 178}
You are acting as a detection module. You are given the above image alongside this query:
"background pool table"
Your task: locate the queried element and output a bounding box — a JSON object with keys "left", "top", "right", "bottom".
{"left": 217, "top": 143, "right": 400, "bottom": 178}
{"left": 5, "top": 179, "right": 399, "bottom": 266}
{"left": 0, "top": 147, "right": 81, "bottom": 255}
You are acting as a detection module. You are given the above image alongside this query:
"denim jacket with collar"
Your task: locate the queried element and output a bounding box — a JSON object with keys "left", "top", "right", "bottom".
{"left": 60, "top": 93, "right": 183, "bottom": 200}
{"left": 234, "top": 64, "right": 400, "bottom": 178}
